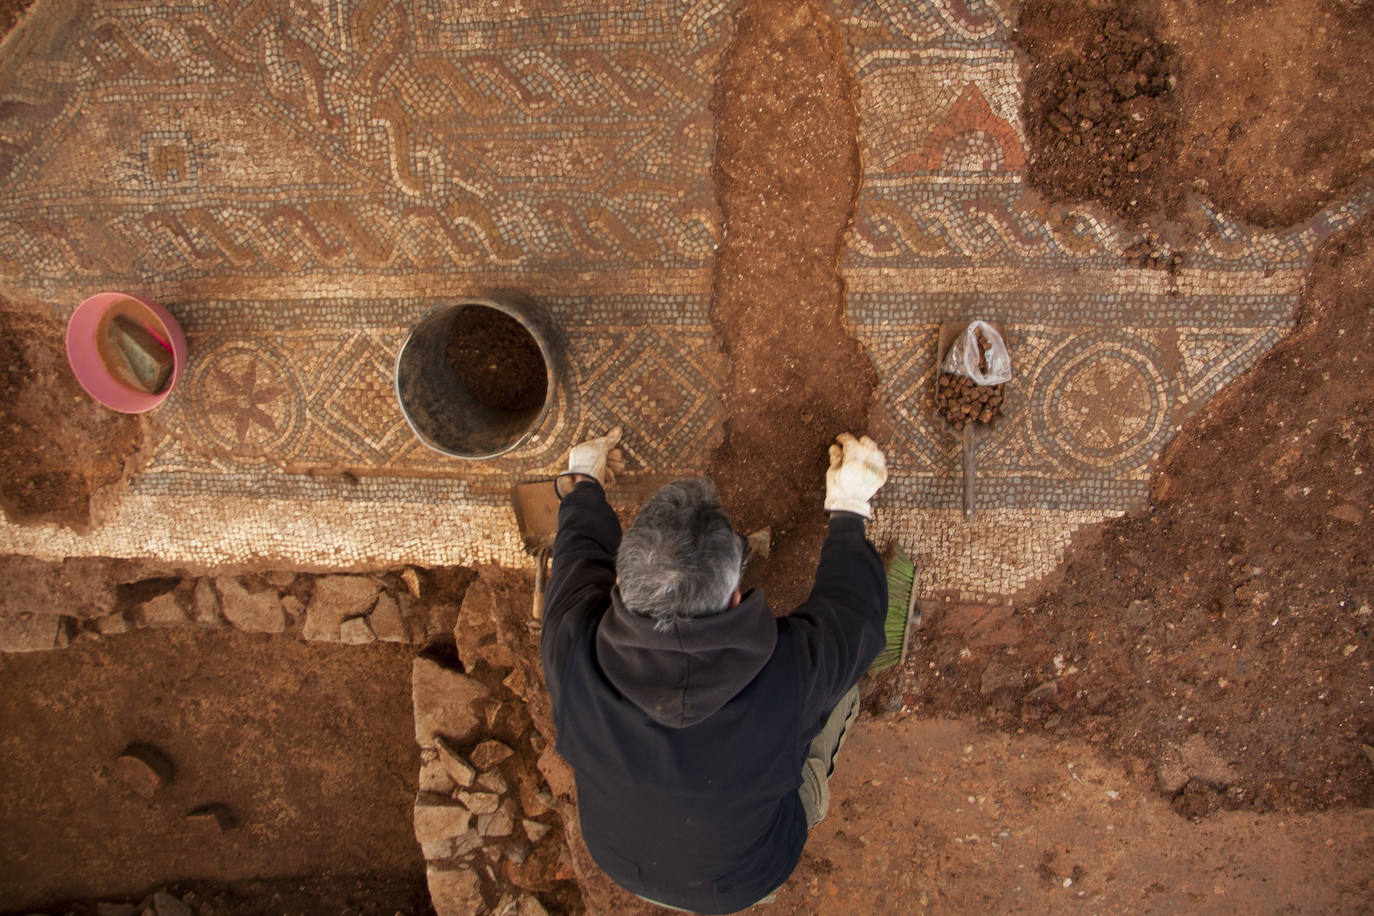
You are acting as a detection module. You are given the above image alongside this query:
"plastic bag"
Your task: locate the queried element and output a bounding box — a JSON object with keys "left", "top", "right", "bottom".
{"left": 941, "top": 320, "right": 1012, "bottom": 385}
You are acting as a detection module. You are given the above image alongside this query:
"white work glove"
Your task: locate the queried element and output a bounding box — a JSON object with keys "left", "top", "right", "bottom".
{"left": 557, "top": 426, "right": 625, "bottom": 496}
{"left": 823, "top": 433, "right": 887, "bottom": 519}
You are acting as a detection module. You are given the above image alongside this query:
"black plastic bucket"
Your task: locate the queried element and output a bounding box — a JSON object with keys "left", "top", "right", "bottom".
{"left": 395, "top": 296, "right": 557, "bottom": 459}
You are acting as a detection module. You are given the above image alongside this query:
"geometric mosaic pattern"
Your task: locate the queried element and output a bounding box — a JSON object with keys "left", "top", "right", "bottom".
{"left": 835, "top": 0, "right": 1371, "bottom": 597}
{"left": 0, "top": 0, "right": 732, "bottom": 569}
{"left": 0, "top": 0, "right": 1369, "bottom": 600}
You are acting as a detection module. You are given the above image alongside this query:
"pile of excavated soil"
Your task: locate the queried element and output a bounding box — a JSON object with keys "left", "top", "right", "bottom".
{"left": 1018, "top": 0, "right": 1374, "bottom": 228}
{"left": 895, "top": 215, "right": 1374, "bottom": 814}
{"left": 708, "top": 0, "right": 876, "bottom": 612}
{"left": 1019, "top": 0, "right": 1182, "bottom": 221}
{"left": 0, "top": 301, "right": 144, "bottom": 532}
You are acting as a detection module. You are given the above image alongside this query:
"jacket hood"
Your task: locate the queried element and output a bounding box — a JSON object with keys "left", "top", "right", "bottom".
{"left": 595, "top": 586, "right": 777, "bottom": 728}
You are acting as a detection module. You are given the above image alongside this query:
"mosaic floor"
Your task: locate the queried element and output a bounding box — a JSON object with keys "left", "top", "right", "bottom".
{"left": 0, "top": 0, "right": 1368, "bottom": 600}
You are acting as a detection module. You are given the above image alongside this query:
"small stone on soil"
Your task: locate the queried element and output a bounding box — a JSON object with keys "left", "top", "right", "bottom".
{"left": 113, "top": 743, "right": 174, "bottom": 798}
{"left": 477, "top": 800, "right": 515, "bottom": 838}
{"left": 185, "top": 803, "right": 237, "bottom": 832}
{"left": 146, "top": 890, "right": 193, "bottom": 916}
{"left": 522, "top": 818, "right": 551, "bottom": 842}
{"left": 425, "top": 864, "right": 484, "bottom": 916}
{"left": 420, "top": 757, "right": 455, "bottom": 794}
{"left": 94, "top": 613, "right": 130, "bottom": 635}
{"left": 401, "top": 567, "right": 422, "bottom": 599}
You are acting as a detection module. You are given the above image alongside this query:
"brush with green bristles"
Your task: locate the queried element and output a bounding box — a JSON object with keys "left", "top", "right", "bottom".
{"left": 871, "top": 543, "right": 920, "bottom": 673}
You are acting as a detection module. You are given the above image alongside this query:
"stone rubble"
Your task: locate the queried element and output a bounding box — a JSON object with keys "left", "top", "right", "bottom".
{"left": 425, "top": 865, "right": 484, "bottom": 916}
{"left": 455, "top": 791, "right": 501, "bottom": 816}
{"left": 190, "top": 579, "right": 223, "bottom": 627}
{"left": 368, "top": 592, "right": 408, "bottom": 642}
{"left": 303, "top": 574, "right": 380, "bottom": 641}
{"left": 214, "top": 577, "right": 285, "bottom": 633}
{"left": 409, "top": 592, "right": 571, "bottom": 916}
{"left": 435, "top": 735, "right": 477, "bottom": 787}
{"left": 338, "top": 615, "right": 376, "bottom": 645}
{"left": 1, "top": 571, "right": 433, "bottom": 655}
{"left": 135, "top": 592, "right": 187, "bottom": 629}
{"left": 412, "top": 656, "right": 488, "bottom": 745}
{"left": 470, "top": 739, "right": 514, "bottom": 770}
{"left": 94, "top": 612, "right": 131, "bottom": 635}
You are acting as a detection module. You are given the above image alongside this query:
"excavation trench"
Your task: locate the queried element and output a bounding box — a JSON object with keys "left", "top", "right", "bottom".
{"left": 706, "top": 0, "right": 877, "bottom": 611}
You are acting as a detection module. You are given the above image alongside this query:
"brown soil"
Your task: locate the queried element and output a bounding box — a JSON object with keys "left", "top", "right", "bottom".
{"left": 773, "top": 717, "right": 1374, "bottom": 912}
{"left": 1019, "top": 0, "right": 1374, "bottom": 229}
{"left": 1019, "top": 0, "right": 1183, "bottom": 222}
{"left": 444, "top": 306, "right": 548, "bottom": 414}
{"left": 0, "top": 628, "right": 425, "bottom": 911}
{"left": 707, "top": 0, "right": 876, "bottom": 612}
{"left": 0, "top": 299, "right": 144, "bottom": 533}
{"left": 1160, "top": 0, "right": 1374, "bottom": 228}
{"left": 892, "top": 214, "right": 1374, "bottom": 813}
{"left": 11, "top": 875, "right": 432, "bottom": 916}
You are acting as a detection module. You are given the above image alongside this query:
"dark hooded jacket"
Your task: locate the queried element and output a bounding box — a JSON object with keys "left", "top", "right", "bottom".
{"left": 541, "top": 481, "right": 886, "bottom": 914}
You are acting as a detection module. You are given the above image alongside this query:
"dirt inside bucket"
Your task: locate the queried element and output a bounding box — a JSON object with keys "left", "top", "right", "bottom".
{"left": 443, "top": 306, "right": 548, "bottom": 414}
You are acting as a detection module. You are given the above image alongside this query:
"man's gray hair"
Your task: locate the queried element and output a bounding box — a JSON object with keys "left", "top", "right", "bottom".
{"left": 616, "top": 478, "right": 742, "bottom": 630}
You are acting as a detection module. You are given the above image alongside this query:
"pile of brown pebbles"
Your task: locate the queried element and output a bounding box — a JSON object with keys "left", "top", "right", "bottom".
{"left": 936, "top": 372, "right": 1005, "bottom": 431}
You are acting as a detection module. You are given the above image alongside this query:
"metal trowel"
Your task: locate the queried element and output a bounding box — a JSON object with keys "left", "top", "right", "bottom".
{"left": 512, "top": 480, "right": 560, "bottom": 619}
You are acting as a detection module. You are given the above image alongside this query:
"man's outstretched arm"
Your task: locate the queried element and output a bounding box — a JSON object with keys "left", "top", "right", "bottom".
{"left": 785, "top": 434, "right": 890, "bottom": 715}
{"left": 541, "top": 427, "right": 624, "bottom": 701}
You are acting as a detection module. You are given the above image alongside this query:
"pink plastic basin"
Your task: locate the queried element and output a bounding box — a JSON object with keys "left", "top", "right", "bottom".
{"left": 65, "top": 292, "right": 188, "bottom": 413}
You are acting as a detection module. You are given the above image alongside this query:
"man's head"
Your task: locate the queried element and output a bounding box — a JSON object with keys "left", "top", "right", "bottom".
{"left": 616, "top": 478, "right": 743, "bottom": 631}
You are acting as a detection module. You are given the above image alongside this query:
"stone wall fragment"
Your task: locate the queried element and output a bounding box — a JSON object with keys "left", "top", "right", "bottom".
{"left": 190, "top": 579, "right": 223, "bottom": 627}
{"left": 369, "top": 592, "right": 408, "bottom": 642}
{"left": 215, "top": 577, "right": 285, "bottom": 633}
{"left": 136, "top": 592, "right": 187, "bottom": 628}
{"left": 412, "top": 655, "right": 488, "bottom": 745}
{"left": 425, "top": 864, "right": 484, "bottom": 916}
{"left": 0, "top": 613, "right": 67, "bottom": 652}
{"left": 339, "top": 615, "right": 375, "bottom": 645}
{"left": 304, "top": 575, "right": 380, "bottom": 642}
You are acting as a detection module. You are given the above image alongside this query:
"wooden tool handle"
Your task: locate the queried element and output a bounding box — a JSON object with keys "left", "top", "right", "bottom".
{"left": 532, "top": 548, "right": 549, "bottom": 620}
{"left": 962, "top": 423, "right": 976, "bottom": 520}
